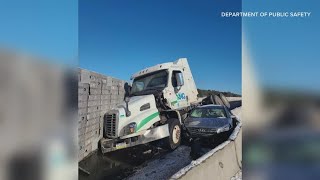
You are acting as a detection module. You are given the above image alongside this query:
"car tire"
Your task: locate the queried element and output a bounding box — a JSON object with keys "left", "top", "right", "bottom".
{"left": 163, "top": 118, "right": 181, "bottom": 150}
{"left": 219, "top": 93, "right": 231, "bottom": 109}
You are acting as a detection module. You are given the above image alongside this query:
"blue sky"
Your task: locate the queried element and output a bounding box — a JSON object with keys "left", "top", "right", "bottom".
{"left": 79, "top": 0, "right": 242, "bottom": 94}
{"left": 0, "top": 0, "right": 78, "bottom": 64}
{"left": 2, "top": 0, "right": 318, "bottom": 94}
{"left": 243, "top": 0, "right": 320, "bottom": 92}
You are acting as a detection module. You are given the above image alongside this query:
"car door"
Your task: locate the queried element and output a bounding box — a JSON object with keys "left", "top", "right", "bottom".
{"left": 166, "top": 69, "right": 189, "bottom": 109}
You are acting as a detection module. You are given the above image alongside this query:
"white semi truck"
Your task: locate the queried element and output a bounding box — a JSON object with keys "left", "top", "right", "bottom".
{"left": 100, "top": 58, "right": 208, "bottom": 153}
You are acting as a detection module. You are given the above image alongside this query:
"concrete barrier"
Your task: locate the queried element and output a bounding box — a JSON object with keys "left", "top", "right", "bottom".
{"left": 171, "top": 123, "right": 242, "bottom": 180}
{"left": 234, "top": 128, "right": 242, "bottom": 168}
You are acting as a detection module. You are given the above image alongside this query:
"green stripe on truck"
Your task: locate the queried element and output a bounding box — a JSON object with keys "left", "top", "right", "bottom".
{"left": 136, "top": 112, "right": 160, "bottom": 131}
{"left": 171, "top": 100, "right": 177, "bottom": 106}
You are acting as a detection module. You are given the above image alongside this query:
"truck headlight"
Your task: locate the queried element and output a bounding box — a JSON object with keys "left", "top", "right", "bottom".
{"left": 126, "top": 122, "right": 137, "bottom": 134}
{"left": 217, "top": 124, "right": 230, "bottom": 134}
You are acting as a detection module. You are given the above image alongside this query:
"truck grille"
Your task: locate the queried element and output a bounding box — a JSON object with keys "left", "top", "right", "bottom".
{"left": 104, "top": 113, "right": 117, "bottom": 138}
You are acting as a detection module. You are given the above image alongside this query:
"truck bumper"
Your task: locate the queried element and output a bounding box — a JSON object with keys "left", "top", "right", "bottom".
{"left": 100, "top": 124, "right": 170, "bottom": 153}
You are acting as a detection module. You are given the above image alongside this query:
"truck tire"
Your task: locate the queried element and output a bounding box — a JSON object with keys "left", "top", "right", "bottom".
{"left": 219, "top": 93, "right": 231, "bottom": 109}
{"left": 163, "top": 118, "right": 181, "bottom": 150}
{"left": 213, "top": 95, "right": 224, "bottom": 106}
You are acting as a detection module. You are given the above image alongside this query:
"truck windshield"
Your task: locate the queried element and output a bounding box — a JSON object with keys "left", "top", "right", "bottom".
{"left": 190, "top": 107, "right": 227, "bottom": 118}
{"left": 131, "top": 70, "right": 168, "bottom": 95}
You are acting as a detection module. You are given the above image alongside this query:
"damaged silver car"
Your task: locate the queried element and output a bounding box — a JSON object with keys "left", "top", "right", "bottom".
{"left": 183, "top": 104, "right": 237, "bottom": 159}
{"left": 184, "top": 104, "right": 234, "bottom": 138}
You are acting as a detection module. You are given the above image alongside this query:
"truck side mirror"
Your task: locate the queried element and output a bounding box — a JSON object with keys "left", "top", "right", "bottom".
{"left": 124, "top": 96, "right": 131, "bottom": 117}
{"left": 175, "top": 72, "right": 184, "bottom": 87}
{"left": 124, "top": 82, "right": 132, "bottom": 96}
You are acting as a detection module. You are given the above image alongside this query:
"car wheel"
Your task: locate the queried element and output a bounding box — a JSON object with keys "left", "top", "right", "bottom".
{"left": 219, "top": 93, "right": 231, "bottom": 109}
{"left": 163, "top": 118, "right": 181, "bottom": 150}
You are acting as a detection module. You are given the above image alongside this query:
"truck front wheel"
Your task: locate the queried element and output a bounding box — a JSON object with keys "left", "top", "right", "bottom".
{"left": 163, "top": 118, "right": 181, "bottom": 150}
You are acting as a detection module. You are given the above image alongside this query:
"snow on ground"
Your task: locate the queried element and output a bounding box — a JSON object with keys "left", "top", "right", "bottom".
{"left": 126, "top": 146, "right": 192, "bottom": 180}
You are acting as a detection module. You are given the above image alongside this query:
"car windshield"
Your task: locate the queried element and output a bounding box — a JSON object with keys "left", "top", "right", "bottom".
{"left": 131, "top": 70, "right": 168, "bottom": 95}
{"left": 190, "top": 107, "right": 227, "bottom": 118}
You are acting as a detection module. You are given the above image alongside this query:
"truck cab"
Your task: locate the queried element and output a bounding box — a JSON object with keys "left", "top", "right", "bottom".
{"left": 130, "top": 58, "right": 198, "bottom": 109}
{"left": 100, "top": 58, "right": 199, "bottom": 153}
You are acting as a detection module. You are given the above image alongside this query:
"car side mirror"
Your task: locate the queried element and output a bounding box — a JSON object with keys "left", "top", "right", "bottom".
{"left": 175, "top": 72, "right": 184, "bottom": 88}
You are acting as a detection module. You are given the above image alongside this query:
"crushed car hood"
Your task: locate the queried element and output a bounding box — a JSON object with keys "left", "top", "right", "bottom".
{"left": 184, "top": 117, "right": 231, "bottom": 129}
